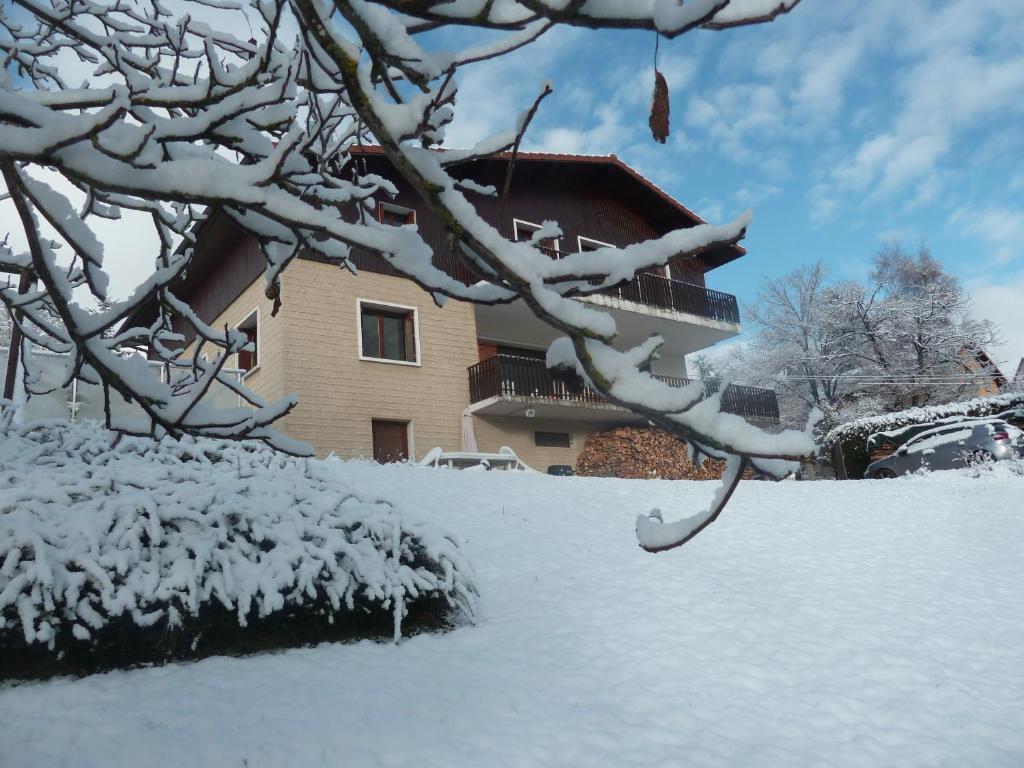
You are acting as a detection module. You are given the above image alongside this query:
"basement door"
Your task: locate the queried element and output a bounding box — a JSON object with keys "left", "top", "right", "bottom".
{"left": 372, "top": 419, "right": 409, "bottom": 463}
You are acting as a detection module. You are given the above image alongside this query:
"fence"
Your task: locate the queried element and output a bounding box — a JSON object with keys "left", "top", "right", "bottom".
{"left": 0, "top": 347, "right": 243, "bottom": 425}
{"left": 468, "top": 354, "right": 779, "bottom": 422}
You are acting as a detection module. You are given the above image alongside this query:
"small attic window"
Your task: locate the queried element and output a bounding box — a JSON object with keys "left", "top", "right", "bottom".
{"left": 577, "top": 235, "right": 614, "bottom": 252}
{"left": 378, "top": 202, "right": 416, "bottom": 227}
{"left": 513, "top": 219, "right": 561, "bottom": 257}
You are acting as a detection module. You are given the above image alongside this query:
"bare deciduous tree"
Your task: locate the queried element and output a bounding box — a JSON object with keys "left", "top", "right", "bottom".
{"left": 0, "top": 0, "right": 812, "bottom": 552}
{"left": 731, "top": 262, "right": 855, "bottom": 431}
{"left": 734, "top": 247, "right": 1001, "bottom": 430}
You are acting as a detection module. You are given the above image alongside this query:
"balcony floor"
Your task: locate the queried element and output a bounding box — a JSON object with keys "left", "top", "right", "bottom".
{"left": 469, "top": 393, "right": 650, "bottom": 425}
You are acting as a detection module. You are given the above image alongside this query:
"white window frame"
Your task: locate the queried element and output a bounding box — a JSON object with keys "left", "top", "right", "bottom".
{"left": 576, "top": 235, "right": 614, "bottom": 252}
{"left": 513, "top": 218, "right": 561, "bottom": 254}
{"left": 378, "top": 201, "right": 417, "bottom": 227}
{"left": 357, "top": 298, "right": 422, "bottom": 367}
{"left": 234, "top": 306, "right": 260, "bottom": 378}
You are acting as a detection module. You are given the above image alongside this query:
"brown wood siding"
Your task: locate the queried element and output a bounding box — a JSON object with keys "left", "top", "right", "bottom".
{"left": 169, "top": 219, "right": 265, "bottom": 346}
{"left": 348, "top": 157, "right": 716, "bottom": 287}
{"left": 187, "top": 235, "right": 264, "bottom": 328}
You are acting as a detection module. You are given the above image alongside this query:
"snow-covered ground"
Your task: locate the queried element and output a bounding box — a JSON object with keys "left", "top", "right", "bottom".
{"left": 2, "top": 460, "right": 1023, "bottom": 767}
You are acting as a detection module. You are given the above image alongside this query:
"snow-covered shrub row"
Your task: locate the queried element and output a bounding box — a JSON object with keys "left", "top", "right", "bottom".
{"left": 822, "top": 393, "right": 1024, "bottom": 479}
{"left": 824, "top": 393, "right": 1024, "bottom": 448}
{"left": 0, "top": 420, "right": 476, "bottom": 678}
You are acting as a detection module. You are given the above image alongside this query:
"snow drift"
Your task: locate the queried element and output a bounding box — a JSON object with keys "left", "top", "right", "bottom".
{"left": 0, "top": 419, "right": 475, "bottom": 679}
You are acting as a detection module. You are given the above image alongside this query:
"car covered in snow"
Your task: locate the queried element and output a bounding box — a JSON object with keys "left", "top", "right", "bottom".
{"left": 864, "top": 420, "right": 1024, "bottom": 479}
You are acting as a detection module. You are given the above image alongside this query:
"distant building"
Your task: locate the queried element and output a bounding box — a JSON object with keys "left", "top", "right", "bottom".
{"left": 960, "top": 347, "right": 1008, "bottom": 397}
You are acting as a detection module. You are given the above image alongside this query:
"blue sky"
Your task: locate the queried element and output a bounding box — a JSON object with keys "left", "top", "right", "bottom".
{"left": 439, "top": 0, "right": 1024, "bottom": 374}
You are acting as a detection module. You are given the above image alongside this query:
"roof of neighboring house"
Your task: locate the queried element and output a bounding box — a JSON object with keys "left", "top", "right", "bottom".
{"left": 1015, "top": 358, "right": 1024, "bottom": 386}
{"left": 963, "top": 346, "right": 1008, "bottom": 391}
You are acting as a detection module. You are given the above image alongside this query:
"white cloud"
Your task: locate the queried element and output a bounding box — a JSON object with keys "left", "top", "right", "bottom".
{"left": 967, "top": 272, "right": 1024, "bottom": 375}
{"left": 875, "top": 228, "right": 919, "bottom": 244}
{"left": 734, "top": 183, "right": 781, "bottom": 207}
{"left": 683, "top": 83, "right": 784, "bottom": 162}
{"left": 826, "top": 4, "right": 1024, "bottom": 203}
{"left": 807, "top": 183, "right": 838, "bottom": 226}
{"left": 444, "top": 27, "right": 583, "bottom": 149}
{"left": 694, "top": 198, "right": 724, "bottom": 224}
{"left": 952, "top": 205, "right": 1024, "bottom": 249}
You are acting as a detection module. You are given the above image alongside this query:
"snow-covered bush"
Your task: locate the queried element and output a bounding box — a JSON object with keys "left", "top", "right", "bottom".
{"left": 0, "top": 420, "right": 475, "bottom": 679}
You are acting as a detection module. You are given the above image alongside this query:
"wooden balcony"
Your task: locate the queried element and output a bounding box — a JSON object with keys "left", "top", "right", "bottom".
{"left": 468, "top": 354, "right": 780, "bottom": 423}
{"left": 596, "top": 271, "right": 740, "bottom": 324}
{"left": 534, "top": 245, "right": 740, "bottom": 324}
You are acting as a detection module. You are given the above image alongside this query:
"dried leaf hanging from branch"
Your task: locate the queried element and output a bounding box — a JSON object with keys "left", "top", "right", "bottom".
{"left": 649, "top": 69, "right": 670, "bottom": 143}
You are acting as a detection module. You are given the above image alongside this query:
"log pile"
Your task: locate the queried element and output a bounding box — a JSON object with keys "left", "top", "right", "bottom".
{"left": 575, "top": 426, "right": 730, "bottom": 480}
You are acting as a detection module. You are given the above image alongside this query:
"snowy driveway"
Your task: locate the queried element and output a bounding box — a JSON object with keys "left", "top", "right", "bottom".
{"left": 2, "top": 464, "right": 1023, "bottom": 767}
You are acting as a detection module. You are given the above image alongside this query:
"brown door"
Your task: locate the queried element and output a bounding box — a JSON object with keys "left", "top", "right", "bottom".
{"left": 372, "top": 419, "right": 409, "bottom": 463}
{"left": 477, "top": 342, "right": 498, "bottom": 361}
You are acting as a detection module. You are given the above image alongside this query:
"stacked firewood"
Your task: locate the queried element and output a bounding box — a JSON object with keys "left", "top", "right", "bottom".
{"left": 575, "top": 426, "right": 730, "bottom": 480}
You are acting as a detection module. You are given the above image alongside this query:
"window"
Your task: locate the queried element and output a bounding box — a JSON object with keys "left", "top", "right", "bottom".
{"left": 359, "top": 300, "right": 419, "bottom": 364}
{"left": 378, "top": 202, "right": 416, "bottom": 228}
{"left": 576, "top": 235, "right": 614, "bottom": 252}
{"left": 535, "top": 431, "right": 571, "bottom": 448}
{"left": 578, "top": 235, "right": 670, "bottom": 278}
{"left": 513, "top": 218, "right": 560, "bottom": 256}
{"left": 236, "top": 309, "right": 258, "bottom": 374}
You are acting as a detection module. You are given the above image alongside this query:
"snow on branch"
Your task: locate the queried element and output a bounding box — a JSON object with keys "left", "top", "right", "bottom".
{"left": 1, "top": 0, "right": 808, "bottom": 549}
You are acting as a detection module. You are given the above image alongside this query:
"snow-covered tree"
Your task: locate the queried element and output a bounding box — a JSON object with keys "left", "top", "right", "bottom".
{"left": 729, "top": 262, "right": 855, "bottom": 430}
{"left": 735, "top": 247, "right": 1000, "bottom": 430}
{"left": 0, "top": 0, "right": 813, "bottom": 552}
{"left": 830, "top": 244, "right": 1000, "bottom": 409}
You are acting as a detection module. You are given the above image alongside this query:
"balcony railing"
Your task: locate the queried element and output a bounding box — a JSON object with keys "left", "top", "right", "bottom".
{"left": 468, "top": 354, "right": 780, "bottom": 422}
{"left": 600, "top": 271, "right": 740, "bottom": 324}
{"left": 355, "top": 241, "right": 740, "bottom": 325}
{"left": 534, "top": 244, "right": 739, "bottom": 323}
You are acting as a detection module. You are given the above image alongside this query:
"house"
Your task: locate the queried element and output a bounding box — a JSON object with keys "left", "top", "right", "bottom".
{"left": 960, "top": 346, "right": 1008, "bottom": 397}
{"left": 130, "top": 151, "right": 778, "bottom": 469}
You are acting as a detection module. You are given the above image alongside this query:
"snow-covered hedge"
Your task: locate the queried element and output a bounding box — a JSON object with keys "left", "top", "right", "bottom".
{"left": 822, "top": 393, "right": 1024, "bottom": 478}
{"left": 0, "top": 419, "right": 476, "bottom": 679}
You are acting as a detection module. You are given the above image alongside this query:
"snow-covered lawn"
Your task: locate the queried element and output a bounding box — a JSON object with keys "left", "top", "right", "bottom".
{"left": 2, "top": 461, "right": 1023, "bottom": 767}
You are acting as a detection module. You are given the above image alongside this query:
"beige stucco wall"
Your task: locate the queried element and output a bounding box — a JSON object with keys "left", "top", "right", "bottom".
{"left": 270, "top": 259, "right": 480, "bottom": 458}
{"left": 471, "top": 414, "right": 601, "bottom": 471}
{"left": 201, "top": 258, "right": 658, "bottom": 467}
